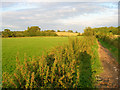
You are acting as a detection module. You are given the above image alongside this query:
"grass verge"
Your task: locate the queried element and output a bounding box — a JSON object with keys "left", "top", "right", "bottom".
{"left": 98, "top": 39, "right": 120, "bottom": 64}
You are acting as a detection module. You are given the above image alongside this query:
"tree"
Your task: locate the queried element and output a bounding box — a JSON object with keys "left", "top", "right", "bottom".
{"left": 27, "top": 26, "right": 41, "bottom": 36}
{"left": 75, "top": 31, "right": 78, "bottom": 33}
{"left": 83, "top": 27, "right": 94, "bottom": 36}
{"left": 2, "top": 29, "right": 12, "bottom": 37}
{"left": 4, "top": 29, "right": 10, "bottom": 32}
{"left": 45, "top": 30, "right": 55, "bottom": 32}
{"left": 68, "top": 30, "right": 73, "bottom": 33}
{"left": 27, "top": 26, "right": 41, "bottom": 32}
{"left": 57, "top": 30, "right": 60, "bottom": 32}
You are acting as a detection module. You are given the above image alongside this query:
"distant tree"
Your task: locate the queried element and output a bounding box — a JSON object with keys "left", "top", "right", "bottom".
{"left": 57, "top": 30, "right": 60, "bottom": 32}
{"left": 2, "top": 27, "right": 57, "bottom": 37}
{"left": 75, "top": 31, "right": 78, "bottom": 33}
{"left": 51, "top": 30, "right": 55, "bottom": 32}
{"left": 27, "top": 26, "right": 41, "bottom": 36}
{"left": 27, "top": 26, "right": 30, "bottom": 30}
{"left": 11, "top": 32, "right": 16, "bottom": 37}
{"left": 68, "top": 30, "right": 73, "bottom": 33}
{"left": 27, "top": 26, "right": 41, "bottom": 32}
{"left": 4, "top": 29, "right": 10, "bottom": 32}
{"left": 45, "top": 30, "right": 55, "bottom": 32}
{"left": 2, "top": 29, "right": 12, "bottom": 37}
{"left": 83, "top": 27, "right": 95, "bottom": 36}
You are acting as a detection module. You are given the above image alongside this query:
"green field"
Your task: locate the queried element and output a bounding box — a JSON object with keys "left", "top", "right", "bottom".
{"left": 2, "top": 37, "right": 69, "bottom": 73}
{"left": 2, "top": 36, "right": 102, "bottom": 88}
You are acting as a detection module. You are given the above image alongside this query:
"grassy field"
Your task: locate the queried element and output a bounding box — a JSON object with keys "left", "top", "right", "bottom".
{"left": 2, "top": 37, "right": 69, "bottom": 74}
{"left": 2, "top": 36, "right": 102, "bottom": 88}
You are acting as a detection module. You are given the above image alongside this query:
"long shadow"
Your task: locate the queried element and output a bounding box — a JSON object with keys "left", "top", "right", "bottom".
{"left": 78, "top": 51, "right": 93, "bottom": 88}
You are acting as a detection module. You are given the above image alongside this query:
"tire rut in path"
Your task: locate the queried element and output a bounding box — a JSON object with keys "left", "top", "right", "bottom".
{"left": 95, "top": 41, "right": 119, "bottom": 88}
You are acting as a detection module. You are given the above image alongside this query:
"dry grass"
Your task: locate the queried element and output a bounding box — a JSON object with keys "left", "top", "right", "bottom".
{"left": 56, "top": 32, "right": 80, "bottom": 36}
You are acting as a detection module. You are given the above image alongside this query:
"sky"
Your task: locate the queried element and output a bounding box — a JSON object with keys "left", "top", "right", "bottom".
{"left": 1, "top": 2, "right": 118, "bottom": 33}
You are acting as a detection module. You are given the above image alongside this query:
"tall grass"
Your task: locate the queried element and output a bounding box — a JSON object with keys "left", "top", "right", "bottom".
{"left": 2, "top": 36, "right": 102, "bottom": 88}
{"left": 98, "top": 35, "right": 120, "bottom": 63}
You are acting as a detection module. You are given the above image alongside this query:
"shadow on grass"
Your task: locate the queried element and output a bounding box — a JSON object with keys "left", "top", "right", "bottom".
{"left": 78, "top": 51, "right": 93, "bottom": 88}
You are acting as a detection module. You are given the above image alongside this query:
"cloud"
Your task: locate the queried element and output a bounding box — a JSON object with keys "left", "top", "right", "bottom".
{"left": 1, "top": 0, "right": 119, "bottom": 2}
{"left": 1, "top": 2, "right": 118, "bottom": 32}
{"left": 57, "top": 7, "right": 118, "bottom": 26}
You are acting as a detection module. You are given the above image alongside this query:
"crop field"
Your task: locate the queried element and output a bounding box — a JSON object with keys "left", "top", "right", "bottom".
{"left": 1, "top": 2, "right": 119, "bottom": 88}
{"left": 56, "top": 32, "right": 79, "bottom": 36}
{"left": 2, "top": 36, "right": 102, "bottom": 88}
{"left": 2, "top": 37, "right": 69, "bottom": 74}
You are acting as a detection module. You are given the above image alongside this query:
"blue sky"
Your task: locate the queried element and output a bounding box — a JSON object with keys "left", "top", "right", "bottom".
{"left": 1, "top": 2, "right": 118, "bottom": 32}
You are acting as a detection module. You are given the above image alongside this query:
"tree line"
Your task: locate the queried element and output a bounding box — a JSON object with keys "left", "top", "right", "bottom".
{"left": 2, "top": 26, "right": 78, "bottom": 37}
{"left": 2, "top": 26, "right": 58, "bottom": 37}
{"left": 83, "top": 26, "right": 120, "bottom": 36}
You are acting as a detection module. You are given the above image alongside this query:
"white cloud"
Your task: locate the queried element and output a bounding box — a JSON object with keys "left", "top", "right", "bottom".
{"left": 1, "top": 2, "right": 118, "bottom": 32}
{"left": 56, "top": 6, "right": 118, "bottom": 27}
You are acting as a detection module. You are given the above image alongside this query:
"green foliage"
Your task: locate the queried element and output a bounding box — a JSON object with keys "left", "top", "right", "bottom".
{"left": 83, "top": 26, "right": 120, "bottom": 63}
{"left": 2, "top": 26, "right": 58, "bottom": 37}
{"left": 44, "top": 30, "right": 55, "bottom": 32}
{"left": 2, "top": 36, "right": 102, "bottom": 88}
{"left": 27, "top": 26, "right": 41, "bottom": 32}
{"left": 68, "top": 30, "right": 73, "bottom": 33}
{"left": 98, "top": 35, "right": 120, "bottom": 63}
{"left": 57, "top": 30, "right": 60, "bottom": 32}
{"left": 26, "top": 26, "right": 57, "bottom": 37}
{"left": 4, "top": 29, "right": 10, "bottom": 32}
{"left": 75, "top": 31, "right": 78, "bottom": 33}
{"left": 83, "top": 26, "right": 119, "bottom": 36}
{"left": 83, "top": 27, "right": 95, "bottom": 36}
{"left": 2, "top": 29, "right": 13, "bottom": 37}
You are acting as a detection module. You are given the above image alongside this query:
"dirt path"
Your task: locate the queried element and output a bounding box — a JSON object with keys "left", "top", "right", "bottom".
{"left": 95, "top": 41, "right": 119, "bottom": 88}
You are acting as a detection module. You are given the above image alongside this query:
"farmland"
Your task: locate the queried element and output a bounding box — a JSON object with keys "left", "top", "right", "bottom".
{"left": 2, "top": 37, "right": 69, "bottom": 74}
{"left": 2, "top": 26, "right": 120, "bottom": 88}
{"left": 2, "top": 27, "right": 120, "bottom": 88}
{"left": 2, "top": 36, "right": 103, "bottom": 88}
{"left": 56, "top": 32, "right": 79, "bottom": 36}
{"left": 2, "top": 36, "right": 104, "bottom": 88}
{"left": 1, "top": 1, "right": 119, "bottom": 88}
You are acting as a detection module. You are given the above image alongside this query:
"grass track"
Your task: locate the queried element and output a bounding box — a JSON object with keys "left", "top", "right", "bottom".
{"left": 98, "top": 39, "right": 120, "bottom": 64}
